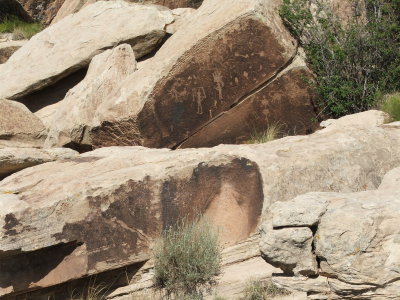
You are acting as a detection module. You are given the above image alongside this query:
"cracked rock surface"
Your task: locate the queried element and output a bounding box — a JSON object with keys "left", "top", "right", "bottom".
{"left": 260, "top": 166, "right": 400, "bottom": 299}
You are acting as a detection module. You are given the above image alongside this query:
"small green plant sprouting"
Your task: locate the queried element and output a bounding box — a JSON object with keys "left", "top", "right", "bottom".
{"left": 242, "top": 279, "right": 291, "bottom": 300}
{"left": 153, "top": 216, "right": 221, "bottom": 299}
{"left": 0, "top": 17, "right": 42, "bottom": 40}
{"left": 381, "top": 93, "right": 400, "bottom": 121}
{"left": 248, "top": 123, "right": 283, "bottom": 144}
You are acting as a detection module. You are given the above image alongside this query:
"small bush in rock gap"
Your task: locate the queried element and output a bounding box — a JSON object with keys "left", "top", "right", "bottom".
{"left": 381, "top": 92, "right": 400, "bottom": 121}
{"left": 242, "top": 279, "right": 291, "bottom": 300}
{"left": 153, "top": 216, "right": 221, "bottom": 299}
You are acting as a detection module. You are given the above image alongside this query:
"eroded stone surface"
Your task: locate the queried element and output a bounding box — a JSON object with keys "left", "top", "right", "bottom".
{"left": 0, "top": 1, "right": 173, "bottom": 101}
{"left": 0, "top": 40, "right": 26, "bottom": 64}
{"left": 0, "top": 99, "right": 46, "bottom": 148}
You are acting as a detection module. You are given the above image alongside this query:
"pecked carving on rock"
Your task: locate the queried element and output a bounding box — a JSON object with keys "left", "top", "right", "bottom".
{"left": 260, "top": 166, "right": 400, "bottom": 299}
{"left": 40, "top": 0, "right": 316, "bottom": 150}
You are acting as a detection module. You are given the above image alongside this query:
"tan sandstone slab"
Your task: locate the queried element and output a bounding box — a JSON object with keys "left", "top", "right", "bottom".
{"left": 52, "top": 0, "right": 202, "bottom": 24}
{"left": 0, "top": 40, "right": 26, "bottom": 64}
{"left": 0, "top": 99, "right": 46, "bottom": 148}
{"left": 0, "top": 0, "right": 174, "bottom": 101}
{"left": 261, "top": 165, "right": 400, "bottom": 299}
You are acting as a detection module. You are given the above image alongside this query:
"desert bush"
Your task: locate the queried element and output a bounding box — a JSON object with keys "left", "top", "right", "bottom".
{"left": 0, "top": 17, "right": 42, "bottom": 39}
{"left": 68, "top": 277, "right": 109, "bottom": 300}
{"left": 153, "top": 217, "right": 221, "bottom": 299}
{"left": 280, "top": 0, "right": 400, "bottom": 118}
{"left": 248, "top": 123, "right": 283, "bottom": 144}
{"left": 381, "top": 92, "right": 400, "bottom": 121}
{"left": 242, "top": 279, "right": 291, "bottom": 300}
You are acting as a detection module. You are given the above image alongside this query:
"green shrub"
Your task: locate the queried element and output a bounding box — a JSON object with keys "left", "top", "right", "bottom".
{"left": 153, "top": 217, "right": 221, "bottom": 299}
{"left": 280, "top": 0, "right": 400, "bottom": 118}
{"left": 242, "top": 280, "right": 291, "bottom": 300}
{"left": 381, "top": 92, "right": 400, "bottom": 121}
{"left": 248, "top": 123, "right": 283, "bottom": 144}
{"left": 0, "top": 17, "right": 42, "bottom": 39}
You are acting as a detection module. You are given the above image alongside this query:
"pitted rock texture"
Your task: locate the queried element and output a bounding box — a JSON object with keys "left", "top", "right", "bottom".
{"left": 0, "top": 1, "right": 174, "bottom": 101}
{"left": 39, "top": 0, "right": 316, "bottom": 150}
{"left": 0, "top": 147, "right": 263, "bottom": 296}
{"left": 0, "top": 99, "right": 46, "bottom": 148}
{"left": 260, "top": 166, "right": 400, "bottom": 299}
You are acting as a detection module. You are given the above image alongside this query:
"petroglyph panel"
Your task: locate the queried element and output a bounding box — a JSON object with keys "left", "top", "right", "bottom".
{"left": 138, "top": 17, "right": 293, "bottom": 148}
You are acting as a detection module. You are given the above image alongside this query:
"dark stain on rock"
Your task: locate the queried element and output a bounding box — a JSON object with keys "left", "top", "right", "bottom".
{"left": 52, "top": 177, "right": 159, "bottom": 272}
{"left": 3, "top": 213, "right": 21, "bottom": 236}
{"left": 67, "top": 156, "right": 103, "bottom": 164}
{"left": 138, "top": 17, "right": 290, "bottom": 148}
{"left": 0, "top": 241, "right": 81, "bottom": 293}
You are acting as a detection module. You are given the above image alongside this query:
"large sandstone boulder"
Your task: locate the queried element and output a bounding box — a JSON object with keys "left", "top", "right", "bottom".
{"left": 0, "top": 147, "right": 78, "bottom": 179}
{"left": 52, "top": 0, "right": 202, "bottom": 24}
{"left": 0, "top": 147, "right": 264, "bottom": 296}
{"left": 41, "top": 0, "right": 317, "bottom": 150}
{"left": 0, "top": 99, "right": 46, "bottom": 148}
{"left": 0, "top": 1, "right": 174, "bottom": 101}
{"left": 37, "top": 44, "right": 138, "bottom": 150}
{"left": 1, "top": 111, "right": 400, "bottom": 297}
{"left": 260, "top": 166, "right": 400, "bottom": 299}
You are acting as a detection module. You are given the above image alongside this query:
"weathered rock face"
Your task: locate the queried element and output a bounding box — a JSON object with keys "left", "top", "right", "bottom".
{"left": 0, "top": 147, "right": 264, "bottom": 297}
{"left": 41, "top": 0, "right": 317, "bottom": 150}
{"left": 0, "top": 147, "right": 78, "bottom": 179}
{"left": 0, "top": 1, "right": 174, "bottom": 101}
{"left": 52, "top": 0, "right": 202, "bottom": 24}
{"left": 37, "top": 44, "right": 137, "bottom": 150}
{"left": 260, "top": 166, "right": 400, "bottom": 299}
{"left": 0, "top": 99, "right": 46, "bottom": 148}
{"left": 18, "top": 0, "right": 66, "bottom": 24}
{"left": 179, "top": 53, "right": 317, "bottom": 147}
{"left": 0, "top": 40, "right": 26, "bottom": 64}
{"left": 1, "top": 111, "right": 400, "bottom": 298}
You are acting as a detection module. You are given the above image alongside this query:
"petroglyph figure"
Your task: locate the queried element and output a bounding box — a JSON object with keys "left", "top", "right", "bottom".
{"left": 213, "top": 70, "right": 224, "bottom": 103}
{"left": 169, "top": 79, "right": 188, "bottom": 102}
{"left": 192, "top": 87, "right": 206, "bottom": 115}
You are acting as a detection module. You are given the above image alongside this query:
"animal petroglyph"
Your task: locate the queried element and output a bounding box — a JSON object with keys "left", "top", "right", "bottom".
{"left": 192, "top": 87, "right": 206, "bottom": 115}
{"left": 213, "top": 70, "right": 225, "bottom": 104}
{"left": 169, "top": 80, "right": 188, "bottom": 103}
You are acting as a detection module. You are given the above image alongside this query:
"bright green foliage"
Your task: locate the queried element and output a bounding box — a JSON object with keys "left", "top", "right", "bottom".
{"left": 0, "top": 17, "right": 42, "bottom": 39}
{"left": 280, "top": 0, "right": 400, "bottom": 118}
{"left": 381, "top": 93, "right": 400, "bottom": 121}
{"left": 242, "top": 280, "right": 291, "bottom": 300}
{"left": 153, "top": 217, "right": 221, "bottom": 299}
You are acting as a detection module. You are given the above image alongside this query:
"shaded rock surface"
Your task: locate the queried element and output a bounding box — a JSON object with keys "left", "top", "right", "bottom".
{"left": 0, "top": 147, "right": 78, "bottom": 179}
{"left": 40, "top": 0, "right": 316, "bottom": 150}
{"left": 0, "top": 40, "right": 26, "bottom": 64}
{"left": 0, "top": 0, "right": 32, "bottom": 22}
{"left": 0, "top": 1, "right": 174, "bottom": 101}
{"left": 261, "top": 166, "right": 400, "bottom": 299}
{"left": 0, "top": 99, "right": 46, "bottom": 148}
{"left": 18, "top": 0, "right": 66, "bottom": 24}
{"left": 1, "top": 111, "right": 400, "bottom": 297}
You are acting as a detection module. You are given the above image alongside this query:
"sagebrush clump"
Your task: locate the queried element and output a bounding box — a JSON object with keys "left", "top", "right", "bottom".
{"left": 280, "top": 0, "right": 400, "bottom": 118}
{"left": 153, "top": 217, "right": 221, "bottom": 299}
{"left": 242, "top": 279, "right": 291, "bottom": 300}
{"left": 381, "top": 92, "right": 400, "bottom": 121}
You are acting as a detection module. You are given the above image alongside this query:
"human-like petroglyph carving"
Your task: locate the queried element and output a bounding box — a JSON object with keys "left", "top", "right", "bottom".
{"left": 169, "top": 80, "right": 188, "bottom": 103}
{"left": 213, "top": 70, "right": 225, "bottom": 104}
{"left": 192, "top": 87, "right": 206, "bottom": 115}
